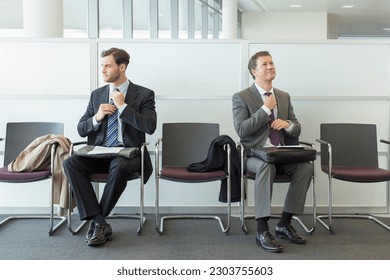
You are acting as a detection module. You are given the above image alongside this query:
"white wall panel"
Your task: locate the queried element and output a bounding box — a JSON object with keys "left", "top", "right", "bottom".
{"left": 249, "top": 43, "right": 390, "bottom": 97}
{"left": 0, "top": 40, "right": 90, "bottom": 96}
{"left": 242, "top": 13, "right": 328, "bottom": 40}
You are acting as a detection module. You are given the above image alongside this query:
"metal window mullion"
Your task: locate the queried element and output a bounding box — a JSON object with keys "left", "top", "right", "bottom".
{"left": 150, "top": 0, "right": 158, "bottom": 39}
{"left": 123, "top": 0, "right": 133, "bottom": 38}
{"left": 237, "top": 9, "right": 242, "bottom": 38}
{"left": 88, "top": 0, "right": 99, "bottom": 38}
{"left": 201, "top": 1, "right": 208, "bottom": 39}
{"left": 188, "top": 0, "right": 195, "bottom": 39}
{"left": 213, "top": 0, "right": 219, "bottom": 38}
{"left": 197, "top": 0, "right": 221, "bottom": 14}
{"left": 171, "top": 0, "right": 179, "bottom": 39}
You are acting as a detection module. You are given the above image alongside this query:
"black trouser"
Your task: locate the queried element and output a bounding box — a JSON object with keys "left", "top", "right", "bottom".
{"left": 63, "top": 155, "right": 140, "bottom": 220}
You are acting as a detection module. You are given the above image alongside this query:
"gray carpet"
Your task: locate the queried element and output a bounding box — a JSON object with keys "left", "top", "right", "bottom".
{"left": 0, "top": 214, "right": 389, "bottom": 260}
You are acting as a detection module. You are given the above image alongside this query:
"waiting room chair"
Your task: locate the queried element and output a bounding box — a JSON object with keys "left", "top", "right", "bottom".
{"left": 67, "top": 142, "right": 148, "bottom": 235}
{"left": 239, "top": 141, "right": 317, "bottom": 235}
{"left": 155, "top": 123, "right": 232, "bottom": 234}
{"left": 0, "top": 122, "right": 67, "bottom": 235}
{"left": 316, "top": 123, "right": 390, "bottom": 233}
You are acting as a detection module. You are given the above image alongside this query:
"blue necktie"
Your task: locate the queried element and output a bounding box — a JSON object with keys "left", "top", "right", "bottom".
{"left": 264, "top": 92, "right": 280, "bottom": 146}
{"left": 105, "top": 88, "right": 119, "bottom": 147}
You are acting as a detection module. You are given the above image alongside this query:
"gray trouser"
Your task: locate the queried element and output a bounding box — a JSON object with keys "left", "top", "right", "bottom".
{"left": 246, "top": 157, "right": 313, "bottom": 219}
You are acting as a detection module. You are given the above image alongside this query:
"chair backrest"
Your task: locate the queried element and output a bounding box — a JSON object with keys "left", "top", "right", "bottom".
{"left": 320, "top": 123, "right": 378, "bottom": 168}
{"left": 161, "top": 123, "right": 219, "bottom": 167}
{"left": 3, "top": 122, "right": 64, "bottom": 166}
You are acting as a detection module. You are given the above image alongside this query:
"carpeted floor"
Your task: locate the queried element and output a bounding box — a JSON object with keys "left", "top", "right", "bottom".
{"left": 0, "top": 214, "right": 389, "bottom": 260}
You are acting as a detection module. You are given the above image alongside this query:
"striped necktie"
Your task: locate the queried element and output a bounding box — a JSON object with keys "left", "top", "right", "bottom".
{"left": 264, "top": 92, "right": 280, "bottom": 146}
{"left": 105, "top": 88, "right": 119, "bottom": 147}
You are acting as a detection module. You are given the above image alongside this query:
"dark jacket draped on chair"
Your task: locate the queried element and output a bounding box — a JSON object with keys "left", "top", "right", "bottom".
{"left": 187, "top": 134, "right": 241, "bottom": 203}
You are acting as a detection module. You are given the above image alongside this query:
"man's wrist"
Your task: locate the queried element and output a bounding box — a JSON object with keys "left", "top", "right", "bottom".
{"left": 94, "top": 115, "right": 102, "bottom": 124}
{"left": 284, "top": 120, "right": 294, "bottom": 131}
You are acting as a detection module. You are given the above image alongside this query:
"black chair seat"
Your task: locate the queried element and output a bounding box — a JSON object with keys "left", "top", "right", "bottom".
{"left": 323, "top": 166, "right": 390, "bottom": 182}
{"left": 161, "top": 167, "right": 226, "bottom": 182}
{"left": 0, "top": 166, "right": 51, "bottom": 182}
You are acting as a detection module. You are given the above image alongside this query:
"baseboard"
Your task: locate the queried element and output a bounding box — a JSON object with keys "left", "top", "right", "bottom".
{"left": 0, "top": 205, "right": 388, "bottom": 216}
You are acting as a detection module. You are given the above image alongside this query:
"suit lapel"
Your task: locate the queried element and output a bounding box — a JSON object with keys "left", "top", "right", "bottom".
{"left": 273, "top": 88, "right": 286, "bottom": 119}
{"left": 124, "top": 81, "right": 137, "bottom": 106}
{"left": 93, "top": 86, "right": 110, "bottom": 146}
{"left": 101, "top": 85, "right": 110, "bottom": 125}
{"left": 248, "top": 83, "right": 263, "bottom": 108}
{"left": 121, "top": 81, "right": 138, "bottom": 133}
{"left": 97, "top": 85, "right": 110, "bottom": 104}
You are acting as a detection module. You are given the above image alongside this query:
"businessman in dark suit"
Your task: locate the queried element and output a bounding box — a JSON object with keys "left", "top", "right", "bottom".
{"left": 64, "top": 47, "right": 157, "bottom": 246}
{"left": 232, "top": 51, "right": 313, "bottom": 253}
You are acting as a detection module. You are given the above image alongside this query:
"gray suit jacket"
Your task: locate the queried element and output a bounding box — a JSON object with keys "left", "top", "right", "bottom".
{"left": 232, "top": 83, "right": 300, "bottom": 151}
{"left": 77, "top": 80, "right": 157, "bottom": 182}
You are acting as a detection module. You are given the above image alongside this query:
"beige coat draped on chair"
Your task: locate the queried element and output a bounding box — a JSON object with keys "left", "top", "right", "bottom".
{"left": 7, "top": 134, "right": 73, "bottom": 210}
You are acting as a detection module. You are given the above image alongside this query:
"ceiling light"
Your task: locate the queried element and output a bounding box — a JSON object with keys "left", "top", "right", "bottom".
{"left": 290, "top": 5, "right": 302, "bottom": 8}
{"left": 383, "top": 28, "right": 390, "bottom": 31}
{"left": 342, "top": 5, "right": 354, "bottom": 8}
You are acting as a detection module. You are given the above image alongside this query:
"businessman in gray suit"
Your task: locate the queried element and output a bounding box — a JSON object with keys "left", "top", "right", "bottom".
{"left": 232, "top": 51, "right": 313, "bottom": 253}
{"left": 64, "top": 48, "right": 157, "bottom": 246}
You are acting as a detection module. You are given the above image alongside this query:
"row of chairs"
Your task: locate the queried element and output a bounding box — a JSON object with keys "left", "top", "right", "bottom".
{"left": 68, "top": 123, "right": 232, "bottom": 235}
{"left": 1, "top": 122, "right": 390, "bottom": 237}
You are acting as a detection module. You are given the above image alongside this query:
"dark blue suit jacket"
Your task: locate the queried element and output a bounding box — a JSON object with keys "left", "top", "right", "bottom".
{"left": 77, "top": 80, "right": 157, "bottom": 183}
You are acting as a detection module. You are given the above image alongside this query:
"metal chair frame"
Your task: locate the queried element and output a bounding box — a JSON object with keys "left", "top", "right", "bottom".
{"left": 154, "top": 123, "right": 232, "bottom": 235}
{"left": 67, "top": 142, "right": 148, "bottom": 235}
{"left": 0, "top": 122, "right": 67, "bottom": 236}
{"left": 239, "top": 142, "right": 317, "bottom": 235}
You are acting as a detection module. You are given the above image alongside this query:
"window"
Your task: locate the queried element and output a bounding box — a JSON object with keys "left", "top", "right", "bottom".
{"left": 0, "top": 0, "right": 230, "bottom": 39}
{"left": 99, "top": 0, "right": 123, "bottom": 38}
{"left": 0, "top": 0, "right": 23, "bottom": 37}
{"left": 158, "top": 0, "right": 171, "bottom": 39}
{"left": 133, "top": 0, "right": 150, "bottom": 38}
{"left": 64, "top": 0, "right": 88, "bottom": 38}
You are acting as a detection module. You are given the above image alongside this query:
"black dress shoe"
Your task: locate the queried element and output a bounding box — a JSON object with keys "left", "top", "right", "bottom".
{"left": 88, "top": 223, "right": 112, "bottom": 247}
{"left": 85, "top": 220, "right": 95, "bottom": 242}
{"left": 275, "top": 224, "right": 306, "bottom": 244}
{"left": 256, "top": 231, "right": 283, "bottom": 253}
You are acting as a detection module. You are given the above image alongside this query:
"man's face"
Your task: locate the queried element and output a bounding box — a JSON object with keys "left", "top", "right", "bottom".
{"left": 101, "top": 54, "right": 121, "bottom": 83}
{"left": 251, "top": 55, "right": 276, "bottom": 83}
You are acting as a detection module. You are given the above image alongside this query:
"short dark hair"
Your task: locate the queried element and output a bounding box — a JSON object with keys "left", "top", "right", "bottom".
{"left": 101, "top": 47, "right": 130, "bottom": 68}
{"left": 248, "top": 51, "right": 272, "bottom": 79}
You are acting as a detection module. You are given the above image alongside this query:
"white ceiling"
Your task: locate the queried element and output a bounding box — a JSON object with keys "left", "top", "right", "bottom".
{"left": 237, "top": 0, "right": 390, "bottom": 37}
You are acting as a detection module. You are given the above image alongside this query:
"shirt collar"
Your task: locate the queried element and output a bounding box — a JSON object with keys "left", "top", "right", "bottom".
{"left": 110, "top": 79, "right": 129, "bottom": 94}
{"left": 254, "top": 83, "right": 274, "bottom": 96}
